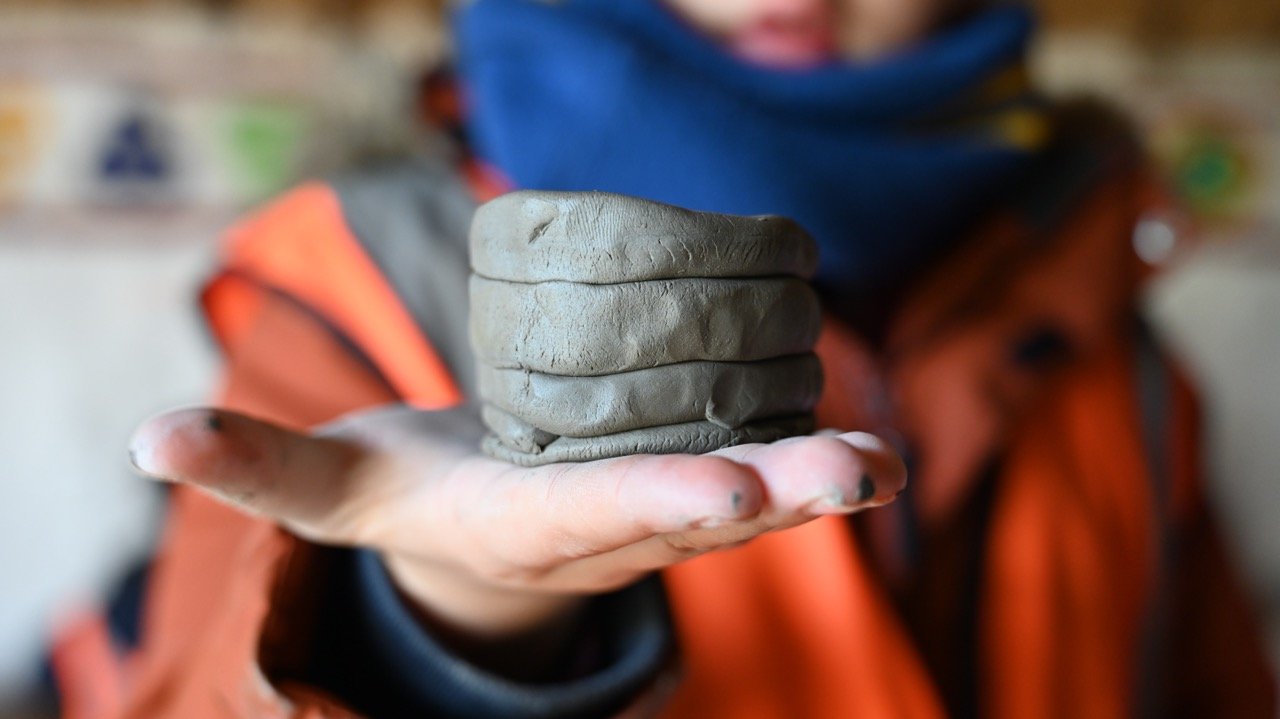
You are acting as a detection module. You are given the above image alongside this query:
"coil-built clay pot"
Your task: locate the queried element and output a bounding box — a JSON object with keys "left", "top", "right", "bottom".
{"left": 469, "top": 190, "right": 823, "bottom": 466}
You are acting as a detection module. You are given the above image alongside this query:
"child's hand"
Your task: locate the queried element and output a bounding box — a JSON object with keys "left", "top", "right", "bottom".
{"left": 128, "top": 404, "right": 904, "bottom": 656}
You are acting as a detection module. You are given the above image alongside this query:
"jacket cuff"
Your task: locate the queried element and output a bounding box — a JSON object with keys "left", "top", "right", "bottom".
{"left": 304, "top": 547, "right": 673, "bottom": 719}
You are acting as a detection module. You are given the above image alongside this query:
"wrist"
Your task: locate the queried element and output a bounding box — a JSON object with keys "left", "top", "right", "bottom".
{"left": 381, "top": 552, "right": 589, "bottom": 681}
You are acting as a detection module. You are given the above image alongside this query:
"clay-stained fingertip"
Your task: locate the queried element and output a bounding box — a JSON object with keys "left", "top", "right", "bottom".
{"left": 127, "top": 408, "right": 248, "bottom": 485}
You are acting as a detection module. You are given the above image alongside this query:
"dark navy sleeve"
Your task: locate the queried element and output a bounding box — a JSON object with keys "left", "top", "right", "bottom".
{"left": 297, "top": 547, "right": 674, "bottom": 719}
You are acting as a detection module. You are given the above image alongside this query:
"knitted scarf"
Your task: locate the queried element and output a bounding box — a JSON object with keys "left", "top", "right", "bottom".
{"left": 455, "top": 0, "right": 1047, "bottom": 305}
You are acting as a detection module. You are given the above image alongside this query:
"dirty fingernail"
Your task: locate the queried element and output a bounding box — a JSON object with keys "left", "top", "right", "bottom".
{"left": 688, "top": 489, "right": 756, "bottom": 529}
{"left": 805, "top": 473, "right": 895, "bottom": 514}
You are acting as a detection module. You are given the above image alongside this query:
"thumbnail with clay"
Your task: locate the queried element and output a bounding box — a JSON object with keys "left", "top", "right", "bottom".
{"left": 470, "top": 191, "right": 824, "bottom": 466}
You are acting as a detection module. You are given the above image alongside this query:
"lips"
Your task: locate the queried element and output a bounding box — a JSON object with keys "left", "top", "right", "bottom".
{"left": 728, "top": 13, "right": 839, "bottom": 69}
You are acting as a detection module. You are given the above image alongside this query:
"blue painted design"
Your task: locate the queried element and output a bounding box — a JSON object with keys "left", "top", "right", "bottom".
{"left": 99, "top": 112, "right": 169, "bottom": 182}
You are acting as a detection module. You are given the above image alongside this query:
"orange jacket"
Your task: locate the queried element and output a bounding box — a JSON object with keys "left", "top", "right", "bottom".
{"left": 59, "top": 122, "right": 1275, "bottom": 718}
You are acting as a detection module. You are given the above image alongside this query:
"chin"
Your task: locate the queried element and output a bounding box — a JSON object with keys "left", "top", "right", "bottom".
{"left": 729, "top": 29, "right": 839, "bottom": 69}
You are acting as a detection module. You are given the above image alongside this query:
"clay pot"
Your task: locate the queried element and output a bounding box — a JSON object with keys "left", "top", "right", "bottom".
{"left": 469, "top": 190, "right": 823, "bottom": 466}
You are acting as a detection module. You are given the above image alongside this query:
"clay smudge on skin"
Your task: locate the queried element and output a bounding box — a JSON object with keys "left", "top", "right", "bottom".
{"left": 856, "top": 474, "right": 876, "bottom": 503}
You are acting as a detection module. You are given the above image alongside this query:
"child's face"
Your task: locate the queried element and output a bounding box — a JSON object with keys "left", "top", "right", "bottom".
{"left": 662, "top": 0, "right": 962, "bottom": 66}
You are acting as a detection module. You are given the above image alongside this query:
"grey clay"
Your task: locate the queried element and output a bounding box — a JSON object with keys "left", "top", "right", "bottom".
{"left": 481, "top": 415, "right": 817, "bottom": 467}
{"left": 469, "top": 191, "right": 825, "bottom": 465}
{"left": 477, "top": 354, "right": 822, "bottom": 437}
{"left": 470, "top": 190, "right": 819, "bottom": 284}
{"left": 469, "top": 275, "right": 821, "bottom": 376}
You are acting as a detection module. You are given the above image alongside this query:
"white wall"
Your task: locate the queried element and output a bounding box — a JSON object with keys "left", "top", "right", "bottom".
{"left": 0, "top": 8, "right": 418, "bottom": 703}
{"left": 0, "top": 233, "right": 216, "bottom": 699}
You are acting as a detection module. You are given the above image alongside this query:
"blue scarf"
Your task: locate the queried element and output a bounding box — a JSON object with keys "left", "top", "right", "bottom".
{"left": 455, "top": 0, "right": 1045, "bottom": 302}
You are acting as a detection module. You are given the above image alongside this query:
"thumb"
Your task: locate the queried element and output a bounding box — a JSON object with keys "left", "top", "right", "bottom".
{"left": 128, "top": 408, "right": 362, "bottom": 529}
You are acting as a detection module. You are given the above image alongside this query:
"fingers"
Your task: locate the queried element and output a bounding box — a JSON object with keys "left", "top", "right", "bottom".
{"left": 715, "top": 431, "right": 906, "bottom": 518}
{"left": 520, "top": 432, "right": 908, "bottom": 590}
{"left": 128, "top": 408, "right": 365, "bottom": 534}
{"left": 128, "top": 407, "right": 908, "bottom": 598}
{"left": 125, "top": 405, "right": 769, "bottom": 578}
{"left": 423, "top": 452, "right": 766, "bottom": 573}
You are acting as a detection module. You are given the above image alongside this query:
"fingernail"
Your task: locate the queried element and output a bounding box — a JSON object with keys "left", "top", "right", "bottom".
{"left": 805, "top": 474, "right": 881, "bottom": 515}
{"left": 804, "top": 491, "right": 855, "bottom": 515}
{"left": 128, "top": 439, "right": 161, "bottom": 478}
{"left": 689, "top": 516, "right": 731, "bottom": 529}
{"left": 129, "top": 445, "right": 176, "bottom": 482}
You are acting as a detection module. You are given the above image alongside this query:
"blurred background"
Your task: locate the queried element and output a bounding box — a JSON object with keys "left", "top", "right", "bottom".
{"left": 0, "top": 0, "right": 1276, "bottom": 715}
